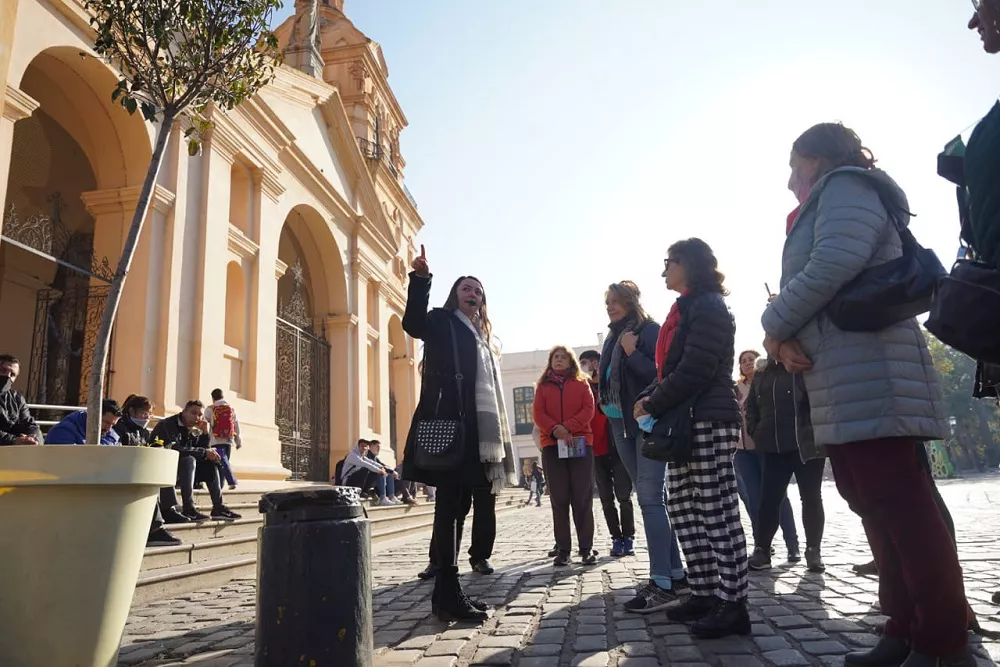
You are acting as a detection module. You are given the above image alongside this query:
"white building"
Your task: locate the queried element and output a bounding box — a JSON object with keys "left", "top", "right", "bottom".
{"left": 500, "top": 336, "right": 605, "bottom": 478}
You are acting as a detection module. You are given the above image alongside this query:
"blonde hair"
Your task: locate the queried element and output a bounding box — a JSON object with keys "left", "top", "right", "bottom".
{"left": 537, "top": 345, "right": 589, "bottom": 386}
{"left": 605, "top": 281, "right": 650, "bottom": 323}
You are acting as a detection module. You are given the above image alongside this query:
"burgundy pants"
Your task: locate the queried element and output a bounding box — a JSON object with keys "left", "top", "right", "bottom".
{"left": 827, "top": 438, "right": 968, "bottom": 655}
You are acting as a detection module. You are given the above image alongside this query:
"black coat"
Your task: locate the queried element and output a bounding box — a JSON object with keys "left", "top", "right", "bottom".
{"left": 401, "top": 273, "right": 489, "bottom": 489}
{"left": 150, "top": 414, "right": 211, "bottom": 459}
{"left": 0, "top": 385, "right": 41, "bottom": 445}
{"left": 599, "top": 318, "right": 661, "bottom": 438}
{"left": 642, "top": 291, "right": 741, "bottom": 424}
{"left": 114, "top": 417, "right": 151, "bottom": 447}
{"left": 744, "top": 359, "right": 797, "bottom": 455}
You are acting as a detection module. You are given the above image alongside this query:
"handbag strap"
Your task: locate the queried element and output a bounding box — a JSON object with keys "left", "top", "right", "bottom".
{"left": 446, "top": 317, "right": 465, "bottom": 419}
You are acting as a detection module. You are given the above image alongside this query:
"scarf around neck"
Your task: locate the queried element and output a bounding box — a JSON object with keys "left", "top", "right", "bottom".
{"left": 545, "top": 368, "right": 568, "bottom": 388}
{"left": 655, "top": 298, "right": 685, "bottom": 381}
{"left": 453, "top": 310, "right": 517, "bottom": 494}
{"left": 601, "top": 316, "right": 638, "bottom": 411}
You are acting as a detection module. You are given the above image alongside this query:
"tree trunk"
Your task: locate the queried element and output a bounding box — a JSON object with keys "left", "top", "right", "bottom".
{"left": 85, "top": 115, "right": 175, "bottom": 445}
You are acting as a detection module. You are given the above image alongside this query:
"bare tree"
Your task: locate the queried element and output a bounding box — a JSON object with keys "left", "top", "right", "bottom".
{"left": 82, "top": 0, "right": 283, "bottom": 444}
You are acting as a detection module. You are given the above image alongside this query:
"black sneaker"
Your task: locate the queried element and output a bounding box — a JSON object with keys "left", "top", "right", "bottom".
{"left": 691, "top": 599, "right": 751, "bottom": 638}
{"left": 146, "top": 527, "right": 182, "bottom": 547}
{"left": 470, "top": 559, "right": 495, "bottom": 575}
{"left": 581, "top": 551, "right": 597, "bottom": 566}
{"left": 162, "top": 506, "right": 192, "bottom": 524}
{"left": 211, "top": 506, "right": 241, "bottom": 521}
{"left": 665, "top": 594, "right": 717, "bottom": 623}
{"left": 672, "top": 576, "right": 690, "bottom": 596}
{"left": 624, "top": 580, "right": 679, "bottom": 614}
{"left": 805, "top": 547, "right": 826, "bottom": 573}
{"left": 182, "top": 507, "right": 210, "bottom": 521}
{"left": 417, "top": 564, "right": 439, "bottom": 580}
{"left": 548, "top": 546, "right": 559, "bottom": 558}
{"left": 788, "top": 548, "right": 802, "bottom": 563}
{"left": 553, "top": 552, "right": 571, "bottom": 567}
{"left": 748, "top": 546, "right": 772, "bottom": 570}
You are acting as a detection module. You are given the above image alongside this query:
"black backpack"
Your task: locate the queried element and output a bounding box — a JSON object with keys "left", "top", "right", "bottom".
{"left": 333, "top": 458, "right": 346, "bottom": 485}
{"left": 926, "top": 122, "right": 1000, "bottom": 365}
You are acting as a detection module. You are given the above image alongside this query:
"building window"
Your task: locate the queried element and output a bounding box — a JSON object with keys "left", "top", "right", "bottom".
{"left": 512, "top": 386, "right": 535, "bottom": 436}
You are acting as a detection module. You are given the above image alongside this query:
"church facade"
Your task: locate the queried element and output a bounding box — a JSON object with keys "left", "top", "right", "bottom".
{"left": 0, "top": 0, "right": 422, "bottom": 479}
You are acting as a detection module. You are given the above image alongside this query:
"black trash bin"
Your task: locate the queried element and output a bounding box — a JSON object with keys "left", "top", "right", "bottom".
{"left": 256, "top": 485, "right": 372, "bottom": 667}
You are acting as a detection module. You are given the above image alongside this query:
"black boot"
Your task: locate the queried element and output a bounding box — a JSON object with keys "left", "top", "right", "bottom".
{"left": 900, "top": 648, "right": 977, "bottom": 667}
{"left": 853, "top": 560, "right": 879, "bottom": 576}
{"left": 432, "top": 567, "right": 487, "bottom": 623}
{"left": 805, "top": 546, "right": 826, "bottom": 573}
{"left": 665, "top": 594, "right": 717, "bottom": 623}
{"left": 691, "top": 599, "right": 751, "bottom": 638}
{"left": 417, "top": 564, "right": 439, "bottom": 580}
{"left": 844, "top": 636, "right": 910, "bottom": 667}
{"left": 431, "top": 576, "right": 489, "bottom": 613}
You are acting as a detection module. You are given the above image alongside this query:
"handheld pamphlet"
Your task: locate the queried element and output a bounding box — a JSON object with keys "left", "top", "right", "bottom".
{"left": 557, "top": 436, "right": 588, "bottom": 459}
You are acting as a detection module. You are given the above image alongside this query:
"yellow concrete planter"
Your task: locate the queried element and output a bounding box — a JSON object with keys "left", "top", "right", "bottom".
{"left": 0, "top": 445, "right": 179, "bottom": 667}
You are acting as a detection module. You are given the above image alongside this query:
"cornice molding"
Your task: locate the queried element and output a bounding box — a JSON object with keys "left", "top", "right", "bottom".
{"left": 81, "top": 184, "right": 176, "bottom": 217}
{"left": 209, "top": 110, "right": 286, "bottom": 203}
{"left": 2, "top": 86, "right": 40, "bottom": 122}
{"left": 227, "top": 225, "right": 259, "bottom": 260}
{"left": 324, "top": 313, "right": 359, "bottom": 330}
{"left": 275, "top": 258, "right": 289, "bottom": 280}
{"left": 366, "top": 324, "right": 380, "bottom": 341}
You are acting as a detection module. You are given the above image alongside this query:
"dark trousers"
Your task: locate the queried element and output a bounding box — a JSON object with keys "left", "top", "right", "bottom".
{"left": 431, "top": 484, "right": 497, "bottom": 567}
{"left": 215, "top": 443, "right": 237, "bottom": 487}
{"left": 756, "top": 453, "right": 825, "bottom": 551}
{"left": 593, "top": 447, "right": 634, "bottom": 540}
{"left": 828, "top": 438, "right": 967, "bottom": 654}
{"left": 542, "top": 445, "right": 595, "bottom": 555}
{"left": 344, "top": 468, "right": 378, "bottom": 494}
{"left": 150, "top": 499, "right": 164, "bottom": 536}
{"left": 428, "top": 485, "right": 496, "bottom": 565}
{"left": 160, "top": 455, "right": 224, "bottom": 512}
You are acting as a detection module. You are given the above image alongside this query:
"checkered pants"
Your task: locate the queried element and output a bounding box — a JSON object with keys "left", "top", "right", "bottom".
{"left": 667, "top": 421, "right": 749, "bottom": 601}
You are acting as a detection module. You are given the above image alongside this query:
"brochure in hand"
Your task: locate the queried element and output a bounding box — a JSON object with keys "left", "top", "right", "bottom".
{"left": 557, "top": 436, "right": 588, "bottom": 459}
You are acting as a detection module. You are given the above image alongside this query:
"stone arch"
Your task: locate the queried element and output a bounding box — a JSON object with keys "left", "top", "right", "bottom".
{"left": 274, "top": 203, "right": 349, "bottom": 481}
{"left": 1, "top": 47, "right": 153, "bottom": 406}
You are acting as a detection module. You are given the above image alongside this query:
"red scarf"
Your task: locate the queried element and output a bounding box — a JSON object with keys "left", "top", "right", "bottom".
{"left": 786, "top": 205, "right": 801, "bottom": 235}
{"left": 545, "top": 369, "right": 568, "bottom": 387}
{"left": 654, "top": 298, "right": 684, "bottom": 381}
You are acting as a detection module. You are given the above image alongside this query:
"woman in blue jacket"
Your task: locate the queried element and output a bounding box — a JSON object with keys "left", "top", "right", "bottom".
{"left": 598, "top": 281, "right": 685, "bottom": 614}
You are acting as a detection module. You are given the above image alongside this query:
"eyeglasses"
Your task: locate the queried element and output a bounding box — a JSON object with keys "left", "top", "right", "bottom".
{"left": 663, "top": 258, "right": 676, "bottom": 270}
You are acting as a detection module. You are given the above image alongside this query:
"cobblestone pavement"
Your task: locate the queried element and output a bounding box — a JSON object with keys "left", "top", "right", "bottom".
{"left": 118, "top": 475, "right": 1000, "bottom": 667}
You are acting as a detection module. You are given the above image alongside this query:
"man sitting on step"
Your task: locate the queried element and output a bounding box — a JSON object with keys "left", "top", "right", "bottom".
{"left": 339, "top": 439, "right": 387, "bottom": 498}
{"left": 151, "top": 400, "right": 241, "bottom": 522}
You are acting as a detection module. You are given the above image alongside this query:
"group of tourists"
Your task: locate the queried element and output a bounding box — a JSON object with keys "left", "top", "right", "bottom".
{"left": 398, "top": 100, "right": 992, "bottom": 660}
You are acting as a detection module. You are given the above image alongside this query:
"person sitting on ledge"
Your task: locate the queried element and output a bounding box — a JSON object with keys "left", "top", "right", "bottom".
{"left": 151, "top": 400, "right": 241, "bottom": 522}
{"left": 339, "top": 439, "right": 387, "bottom": 497}
{"left": 0, "top": 354, "right": 42, "bottom": 446}
{"left": 44, "top": 399, "right": 121, "bottom": 446}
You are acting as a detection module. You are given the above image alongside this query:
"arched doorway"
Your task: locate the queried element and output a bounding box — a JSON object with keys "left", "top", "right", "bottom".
{"left": 0, "top": 48, "right": 150, "bottom": 410}
{"left": 275, "top": 204, "right": 347, "bottom": 480}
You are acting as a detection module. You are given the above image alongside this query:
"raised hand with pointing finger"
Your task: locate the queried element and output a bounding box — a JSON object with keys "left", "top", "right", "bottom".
{"left": 411, "top": 244, "right": 429, "bottom": 277}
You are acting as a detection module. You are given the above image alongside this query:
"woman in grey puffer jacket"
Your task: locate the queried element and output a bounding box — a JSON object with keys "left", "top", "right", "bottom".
{"left": 761, "top": 123, "right": 971, "bottom": 667}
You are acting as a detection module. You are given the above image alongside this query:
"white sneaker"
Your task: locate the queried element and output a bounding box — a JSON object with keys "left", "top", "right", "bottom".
{"left": 378, "top": 497, "right": 394, "bottom": 506}
{"left": 389, "top": 496, "right": 402, "bottom": 505}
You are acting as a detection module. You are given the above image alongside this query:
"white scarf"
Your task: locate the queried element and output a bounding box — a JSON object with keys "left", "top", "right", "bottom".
{"left": 454, "top": 310, "right": 517, "bottom": 494}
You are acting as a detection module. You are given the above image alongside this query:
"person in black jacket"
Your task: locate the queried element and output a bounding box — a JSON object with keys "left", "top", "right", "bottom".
{"left": 151, "top": 400, "right": 241, "bottom": 522}
{"left": 744, "top": 357, "right": 826, "bottom": 573}
{"left": 402, "top": 246, "right": 516, "bottom": 622}
{"left": 115, "top": 394, "right": 184, "bottom": 547}
{"left": 634, "top": 238, "right": 748, "bottom": 638}
{"left": 0, "top": 354, "right": 42, "bottom": 446}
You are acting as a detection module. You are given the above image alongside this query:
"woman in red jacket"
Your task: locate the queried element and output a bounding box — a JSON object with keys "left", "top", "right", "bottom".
{"left": 533, "top": 346, "right": 597, "bottom": 566}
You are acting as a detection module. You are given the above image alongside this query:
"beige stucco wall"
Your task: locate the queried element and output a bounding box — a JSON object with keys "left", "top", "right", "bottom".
{"left": 0, "top": 0, "right": 423, "bottom": 480}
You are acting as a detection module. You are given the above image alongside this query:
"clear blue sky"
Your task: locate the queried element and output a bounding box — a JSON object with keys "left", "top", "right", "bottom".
{"left": 275, "top": 1, "right": 997, "bottom": 359}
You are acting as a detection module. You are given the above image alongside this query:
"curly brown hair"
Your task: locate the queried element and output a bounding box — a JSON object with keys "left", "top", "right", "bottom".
{"left": 667, "top": 238, "right": 729, "bottom": 297}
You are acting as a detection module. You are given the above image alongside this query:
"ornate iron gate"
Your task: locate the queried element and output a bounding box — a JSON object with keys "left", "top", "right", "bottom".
{"left": 275, "top": 262, "right": 331, "bottom": 481}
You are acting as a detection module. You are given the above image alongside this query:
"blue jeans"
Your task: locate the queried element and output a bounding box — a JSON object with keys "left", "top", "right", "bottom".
{"left": 732, "top": 449, "right": 798, "bottom": 552}
{"left": 610, "top": 418, "right": 685, "bottom": 588}
{"left": 215, "top": 444, "right": 237, "bottom": 487}
{"left": 376, "top": 473, "right": 396, "bottom": 499}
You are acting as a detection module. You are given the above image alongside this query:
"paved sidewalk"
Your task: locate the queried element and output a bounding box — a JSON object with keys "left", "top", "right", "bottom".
{"left": 117, "top": 475, "right": 1000, "bottom": 667}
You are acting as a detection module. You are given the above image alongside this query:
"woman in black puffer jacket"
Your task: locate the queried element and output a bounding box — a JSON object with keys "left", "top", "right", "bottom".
{"left": 745, "top": 357, "right": 826, "bottom": 573}
{"left": 634, "top": 238, "right": 747, "bottom": 639}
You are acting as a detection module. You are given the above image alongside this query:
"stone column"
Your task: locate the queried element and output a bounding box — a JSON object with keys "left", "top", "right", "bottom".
{"left": 324, "top": 313, "right": 357, "bottom": 473}
{"left": 81, "top": 184, "right": 176, "bottom": 402}
{"left": 0, "top": 85, "right": 37, "bottom": 238}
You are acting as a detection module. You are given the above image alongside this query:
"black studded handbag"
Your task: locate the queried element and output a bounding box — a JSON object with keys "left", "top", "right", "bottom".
{"left": 412, "top": 318, "right": 467, "bottom": 471}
